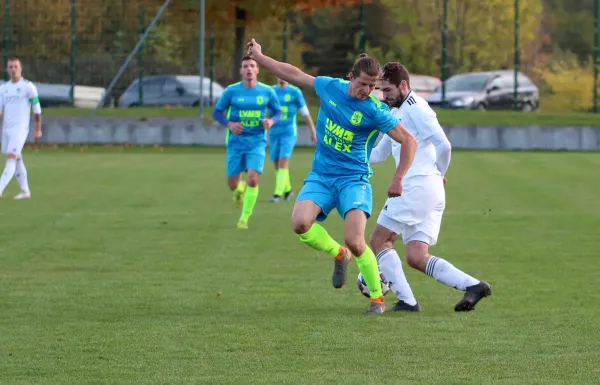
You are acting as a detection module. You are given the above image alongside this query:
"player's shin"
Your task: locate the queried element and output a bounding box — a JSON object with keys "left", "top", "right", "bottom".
{"left": 274, "top": 168, "right": 288, "bottom": 196}
{"left": 377, "top": 249, "right": 417, "bottom": 305}
{"left": 0, "top": 158, "right": 17, "bottom": 194}
{"left": 15, "top": 158, "right": 30, "bottom": 193}
{"left": 297, "top": 223, "right": 341, "bottom": 257}
{"left": 356, "top": 248, "right": 383, "bottom": 299}
{"left": 239, "top": 185, "right": 259, "bottom": 223}
{"left": 425, "top": 256, "right": 479, "bottom": 291}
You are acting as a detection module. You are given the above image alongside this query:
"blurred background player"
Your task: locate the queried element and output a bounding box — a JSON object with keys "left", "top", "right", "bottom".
{"left": 370, "top": 62, "right": 491, "bottom": 312}
{"left": 247, "top": 38, "right": 417, "bottom": 315}
{"left": 212, "top": 55, "right": 282, "bottom": 229}
{"left": 269, "top": 78, "right": 316, "bottom": 203}
{"left": 0, "top": 57, "right": 42, "bottom": 199}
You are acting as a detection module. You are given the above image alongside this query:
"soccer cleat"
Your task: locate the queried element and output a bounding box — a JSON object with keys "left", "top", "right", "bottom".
{"left": 270, "top": 195, "right": 281, "bottom": 203}
{"left": 233, "top": 181, "right": 247, "bottom": 207}
{"left": 237, "top": 219, "right": 248, "bottom": 229}
{"left": 454, "top": 281, "right": 492, "bottom": 312}
{"left": 365, "top": 296, "right": 385, "bottom": 315}
{"left": 283, "top": 190, "right": 294, "bottom": 201}
{"left": 332, "top": 247, "right": 352, "bottom": 288}
{"left": 14, "top": 192, "right": 31, "bottom": 200}
{"left": 389, "top": 300, "right": 421, "bottom": 312}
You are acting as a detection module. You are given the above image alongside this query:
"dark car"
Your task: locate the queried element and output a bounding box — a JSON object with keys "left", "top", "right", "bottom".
{"left": 118, "top": 75, "right": 224, "bottom": 108}
{"left": 425, "top": 71, "right": 539, "bottom": 112}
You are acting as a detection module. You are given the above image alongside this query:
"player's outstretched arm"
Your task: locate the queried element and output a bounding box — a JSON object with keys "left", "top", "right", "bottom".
{"left": 247, "top": 39, "right": 314, "bottom": 89}
{"left": 386, "top": 122, "right": 417, "bottom": 197}
{"left": 369, "top": 134, "right": 392, "bottom": 164}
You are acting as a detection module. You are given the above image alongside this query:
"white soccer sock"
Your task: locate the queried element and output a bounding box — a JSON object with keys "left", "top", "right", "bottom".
{"left": 377, "top": 248, "right": 418, "bottom": 306}
{"left": 15, "top": 158, "right": 30, "bottom": 193}
{"left": 0, "top": 158, "right": 17, "bottom": 194}
{"left": 426, "top": 256, "right": 480, "bottom": 291}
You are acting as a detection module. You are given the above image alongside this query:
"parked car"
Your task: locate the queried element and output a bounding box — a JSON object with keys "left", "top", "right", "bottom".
{"left": 0, "top": 81, "right": 108, "bottom": 107}
{"left": 118, "top": 75, "right": 224, "bottom": 108}
{"left": 410, "top": 74, "right": 442, "bottom": 98}
{"left": 425, "top": 70, "right": 539, "bottom": 111}
{"left": 372, "top": 74, "right": 442, "bottom": 101}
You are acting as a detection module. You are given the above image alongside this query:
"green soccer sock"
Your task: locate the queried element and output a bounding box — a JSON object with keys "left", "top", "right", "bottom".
{"left": 274, "top": 168, "right": 288, "bottom": 196}
{"left": 284, "top": 169, "right": 292, "bottom": 192}
{"left": 355, "top": 247, "right": 383, "bottom": 299}
{"left": 297, "top": 223, "right": 341, "bottom": 258}
{"left": 239, "top": 185, "right": 259, "bottom": 222}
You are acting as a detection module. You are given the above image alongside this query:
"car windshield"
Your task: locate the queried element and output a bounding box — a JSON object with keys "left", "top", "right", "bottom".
{"left": 437, "top": 74, "right": 490, "bottom": 92}
{"left": 181, "top": 78, "right": 215, "bottom": 94}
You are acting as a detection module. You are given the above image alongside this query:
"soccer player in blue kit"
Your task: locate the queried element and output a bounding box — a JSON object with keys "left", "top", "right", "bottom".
{"left": 247, "top": 39, "right": 418, "bottom": 315}
{"left": 269, "top": 78, "right": 316, "bottom": 202}
{"left": 212, "top": 55, "right": 282, "bottom": 229}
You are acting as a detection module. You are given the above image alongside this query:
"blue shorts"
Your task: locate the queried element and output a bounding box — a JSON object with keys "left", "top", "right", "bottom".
{"left": 296, "top": 172, "right": 373, "bottom": 221}
{"left": 226, "top": 148, "right": 265, "bottom": 177}
{"left": 269, "top": 134, "right": 297, "bottom": 162}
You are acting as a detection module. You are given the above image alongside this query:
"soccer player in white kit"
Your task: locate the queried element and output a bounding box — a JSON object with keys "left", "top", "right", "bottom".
{"left": 369, "top": 63, "right": 491, "bottom": 312}
{"left": 0, "top": 57, "right": 42, "bottom": 199}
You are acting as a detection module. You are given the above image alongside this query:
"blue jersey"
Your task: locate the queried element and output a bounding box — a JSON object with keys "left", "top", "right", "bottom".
{"left": 311, "top": 76, "right": 399, "bottom": 177}
{"left": 215, "top": 82, "right": 281, "bottom": 149}
{"left": 270, "top": 84, "right": 307, "bottom": 137}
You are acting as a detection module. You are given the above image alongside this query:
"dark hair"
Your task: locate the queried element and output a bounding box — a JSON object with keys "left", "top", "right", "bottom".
{"left": 241, "top": 55, "right": 256, "bottom": 64}
{"left": 7, "top": 57, "right": 21, "bottom": 64}
{"left": 351, "top": 53, "right": 381, "bottom": 78}
{"left": 381, "top": 62, "right": 410, "bottom": 88}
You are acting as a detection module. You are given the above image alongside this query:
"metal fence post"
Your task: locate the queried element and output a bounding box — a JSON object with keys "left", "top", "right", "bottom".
{"left": 514, "top": 0, "right": 520, "bottom": 111}
{"left": 441, "top": 0, "right": 448, "bottom": 105}
{"left": 138, "top": 1, "right": 144, "bottom": 106}
{"left": 282, "top": 14, "right": 288, "bottom": 63}
{"left": 69, "top": 0, "right": 76, "bottom": 105}
{"left": 209, "top": 20, "right": 214, "bottom": 106}
{"left": 594, "top": 0, "right": 599, "bottom": 113}
{"left": 359, "top": 0, "right": 365, "bottom": 53}
{"left": 3, "top": 0, "right": 9, "bottom": 80}
{"left": 199, "top": 0, "right": 205, "bottom": 116}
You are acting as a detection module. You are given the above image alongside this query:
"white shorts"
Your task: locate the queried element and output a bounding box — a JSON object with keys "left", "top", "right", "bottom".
{"left": 1, "top": 129, "right": 29, "bottom": 155}
{"left": 376, "top": 175, "right": 445, "bottom": 246}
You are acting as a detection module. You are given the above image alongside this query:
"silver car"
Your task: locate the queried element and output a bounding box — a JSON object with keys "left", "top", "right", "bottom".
{"left": 118, "top": 75, "right": 224, "bottom": 108}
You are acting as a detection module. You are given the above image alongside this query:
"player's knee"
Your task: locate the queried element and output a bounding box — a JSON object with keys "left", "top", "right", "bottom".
{"left": 291, "top": 216, "right": 311, "bottom": 234}
{"left": 247, "top": 174, "right": 259, "bottom": 187}
{"left": 405, "top": 243, "right": 429, "bottom": 270}
{"left": 6, "top": 153, "right": 17, "bottom": 160}
{"left": 344, "top": 235, "right": 366, "bottom": 257}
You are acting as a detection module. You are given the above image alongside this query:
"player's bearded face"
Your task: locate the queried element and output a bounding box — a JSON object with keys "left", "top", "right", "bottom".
{"left": 349, "top": 72, "right": 378, "bottom": 100}
{"left": 240, "top": 60, "right": 259, "bottom": 81}
{"left": 380, "top": 79, "right": 407, "bottom": 108}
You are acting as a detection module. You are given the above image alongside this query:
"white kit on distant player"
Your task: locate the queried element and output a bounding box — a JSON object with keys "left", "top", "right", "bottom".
{"left": 0, "top": 78, "right": 41, "bottom": 155}
{"left": 370, "top": 92, "right": 450, "bottom": 246}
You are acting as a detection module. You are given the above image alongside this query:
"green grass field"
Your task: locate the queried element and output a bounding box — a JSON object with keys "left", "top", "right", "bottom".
{"left": 1, "top": 148, "right": 600, "bottom": 384}
{"left": 43, "top": 106, "right": 600, "bottom": 127}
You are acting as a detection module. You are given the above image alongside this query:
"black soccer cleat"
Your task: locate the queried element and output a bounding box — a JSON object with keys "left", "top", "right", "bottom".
{"left": 454, "top": 281, "right": 492, "bottom": 312}
{"left": 389, "top": 300, "right": 421, "bottom": 313}
{"left": 283, "top": 190, "right": 294, "bottom": 201}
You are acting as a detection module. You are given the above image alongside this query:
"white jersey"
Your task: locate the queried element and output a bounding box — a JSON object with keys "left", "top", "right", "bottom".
{"left": 370, "top": 91, "right": 450, "bottom": 183}
{"left": 0, "top": 78, "right": 42, "bottom": 133}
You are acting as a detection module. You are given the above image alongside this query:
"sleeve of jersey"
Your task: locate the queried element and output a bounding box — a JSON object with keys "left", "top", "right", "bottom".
{"left": 29, "top": 84, "right": 42, "bottom": 114}
{"left": 267, "top": 89, "right": 282, "bottom": 123}
{"left": 369, "top": 134, "right": 392, "bottom": 164}
{"left": 212, "top": 87, "right": 232, "bottom": 126}
{"left": 427, "top": 129, "right": 452, "bottom": 177}
{"left": 373, "top": 104, "right": 398, "bottom": 134}
{"left": 296, "top": 88, "right": 308, "bottom": 110}
{"left": 313, "top": 76, "right": 333, "bottom": 98}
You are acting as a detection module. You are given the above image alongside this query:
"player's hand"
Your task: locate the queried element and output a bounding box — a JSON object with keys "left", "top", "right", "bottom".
{"left": 443, "top": 177, "right": 448, "bottom": 184}
{"left": 310, "top": 130, "right": 317, "bottom": 143}
{"left": 387, "top": 177, "right": 403, "bottom": 198}
{"left": 262, "top": 118, "right": 274, "bottom": 130}
{"left": 246, "top": 38, "right": 262, "bottom": 59}
{"left": 227, "top": 122, "right": 244, "bottom": 135}
{"left": 34, "top": 129, "right": 42, "bottom": 139}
